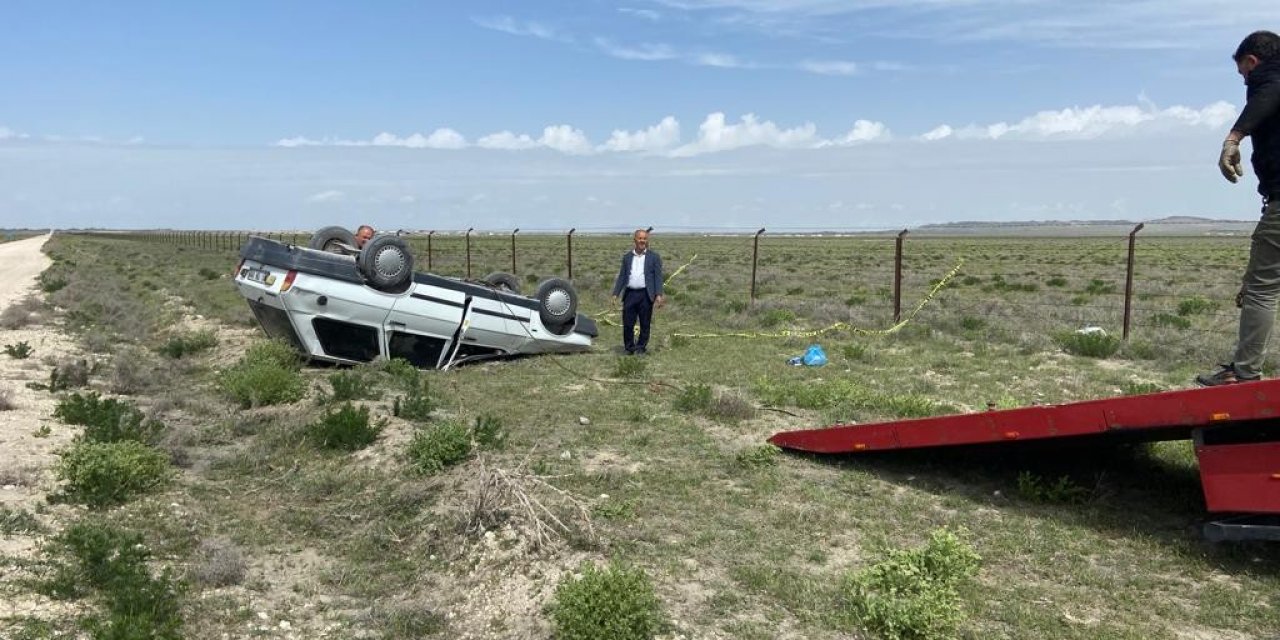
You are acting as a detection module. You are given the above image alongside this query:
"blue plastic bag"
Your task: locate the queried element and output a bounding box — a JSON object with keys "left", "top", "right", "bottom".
{"left": 801, "top": 344, "right": 827, "bottom": 367}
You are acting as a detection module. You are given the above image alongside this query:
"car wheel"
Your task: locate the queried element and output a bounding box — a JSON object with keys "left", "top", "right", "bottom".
{"left": 535, "top": 277, "right": 578, "bottom": 334}
{"left": 308, "top": 226, "right": 358, "bottom": 254}
{"left": 358, "top": 234, "right": 414, "bottom": 291}
{"left": 483, "top": 272, "right": 522, "bottom": 294}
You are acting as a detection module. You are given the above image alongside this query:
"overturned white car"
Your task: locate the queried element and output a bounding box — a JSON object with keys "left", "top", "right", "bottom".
{"left": 233, "top": 227, "right": 596, "bottom": 369}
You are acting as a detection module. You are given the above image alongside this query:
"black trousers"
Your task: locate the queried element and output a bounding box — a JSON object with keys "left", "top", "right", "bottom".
{"left": 622, "top": 288, "right": 654, "bottom": 352}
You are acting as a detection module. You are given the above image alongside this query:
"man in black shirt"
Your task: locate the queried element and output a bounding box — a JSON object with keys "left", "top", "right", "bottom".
{"left": 1198, "top": 30, "right": 1280, "bottom": 385}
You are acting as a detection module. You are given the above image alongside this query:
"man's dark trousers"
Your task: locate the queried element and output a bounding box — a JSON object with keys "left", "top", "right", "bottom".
{"left": 622, "top": 288, "right": 654, "bottom": 353}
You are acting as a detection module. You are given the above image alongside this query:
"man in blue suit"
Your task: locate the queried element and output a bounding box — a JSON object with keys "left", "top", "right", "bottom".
{"left": 611, "top": 228, "right": 665, "bottom": 355}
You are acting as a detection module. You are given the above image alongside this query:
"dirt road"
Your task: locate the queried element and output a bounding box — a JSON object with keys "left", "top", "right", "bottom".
{"left": 0, "top": 235, "right": 53, "bottom": 309}
{"left": 0, "top": 233, "right": 84, "bottom": 621}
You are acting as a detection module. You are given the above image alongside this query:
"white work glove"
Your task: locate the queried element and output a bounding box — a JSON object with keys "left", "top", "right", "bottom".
{"left": 1219, "top": 140, "right": 1243, "bottom": 183}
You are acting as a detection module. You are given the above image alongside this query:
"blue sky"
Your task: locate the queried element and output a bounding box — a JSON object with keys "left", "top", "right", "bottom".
{"left": 0, "top": 1, "right": 1274, "bottom": 230}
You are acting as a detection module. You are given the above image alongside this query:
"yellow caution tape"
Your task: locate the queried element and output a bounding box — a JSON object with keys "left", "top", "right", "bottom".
{"left": 669, "top": 260, "right": 964, "bottom": 339}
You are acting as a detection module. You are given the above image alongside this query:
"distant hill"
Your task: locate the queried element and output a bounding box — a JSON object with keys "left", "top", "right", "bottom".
{"left": 912, "top": 216, "right": 1255, "bottom": 236}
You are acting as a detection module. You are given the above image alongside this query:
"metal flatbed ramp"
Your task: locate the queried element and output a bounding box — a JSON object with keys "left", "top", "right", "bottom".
{"left": 767, "top": 379, "right": 1280, "bottom": 454}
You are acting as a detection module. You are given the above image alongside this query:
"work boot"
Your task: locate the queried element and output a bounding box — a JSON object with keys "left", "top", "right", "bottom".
{"left": 1195, "top": 364, "right": 1261, "bottom": 387}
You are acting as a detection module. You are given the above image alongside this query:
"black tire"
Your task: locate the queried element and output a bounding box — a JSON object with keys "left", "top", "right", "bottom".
{"left": 357, "top": 234, "right": 414, "bottom": 291}
{"left": 483, "top": 272, "right": 522, "bottom": 294}
{"left": 535, "top": 277, "right": 578, "bottom": 334}
{"left": 308, "top": 226, "right": 357, "bottom": 254}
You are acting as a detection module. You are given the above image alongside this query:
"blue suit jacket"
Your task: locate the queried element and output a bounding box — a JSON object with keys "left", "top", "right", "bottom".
{"left": 611, "top": 250, "right": 664, "bottom": 301}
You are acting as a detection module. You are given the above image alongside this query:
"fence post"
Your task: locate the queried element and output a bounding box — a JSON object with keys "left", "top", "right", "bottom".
{"left": 465, "top": 228, "right": 474, "bottom": 279}
{"left": 750, "top": 227, "right": 765, "bottom": 304}
{"left": 1123, "top": 223, "right": 1144, "bottom": 340}
{"left": 511, "top": 228, "right": 519, "bottom": 276}
{"left": 894, "top": 229, "right": 909, "bottom": 323}
{"left": 427, "top": 230, "right": 435, "bottom": 271}
{"left": 567, "top": 228, "right": 576, "bottom": 280}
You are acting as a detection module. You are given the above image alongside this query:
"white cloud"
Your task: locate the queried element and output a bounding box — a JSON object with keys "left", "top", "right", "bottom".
{"left": 307, "top": 190, "right": 345, "bottom": 203}
{"left": 925, "top": 101, "right": 1237, "bottom": 141}
{"left": 477, "top": 131, "right": 539, "bottom": 150}
{"left": 601, "top": 117, "right": 682, "bottom": 152}
{"left": 539, "top": 125, "right": 594, "bottom": 155}
{"left": 594, "top": 38, "right": 678, "bottom": 61}
{"left": 0, "top": 126, "right": 26, "bottom": 140}
{"left": 696, "top": 53, "right": 749, "bottom": 68}
{"left": 828, "top": 119, "right": 889, "bottom": 145}
{"left": 472, "top": 15, "right": 567, "bottom": 42}
{"left": 671, "top": 113, "right": 818, "bottom": 156}
{"left": 619, "top": 7, "right": 662, "bottom": 20}
{"left": 649, "top": 0, "right": 1277, "bottom": 51}
{"left": 799, "top": 59, "right": 858, "bottom": 76}
{"left": 919, "top": 124, "right": 953, "bottom": 141}
{"left": 371, "top": 128, "right": 468, "bottom": 149}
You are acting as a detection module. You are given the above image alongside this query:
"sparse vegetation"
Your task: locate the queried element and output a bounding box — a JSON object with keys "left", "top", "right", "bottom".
{"left": 4, "top": 340, "right": 33, "bottom": 359}
{"left": 1016, "top": 471, "right": 1092, "bottom": 504}
{"left": 5, "top": 231, "right": 1277, "bottom": 640}
{"left": 217, "top": 340, "right": 306, "bottom": 408}
{"left": 54, "top": 440, "right": 172, "bottom": 508}
{"left": 1053, "top": 329, "right": 1121, "bottom": 358}
{"left": 39, "top": 519, "right": 184, "bottom": 638}
{"left": 837, "top": 528, "right": 981, "bottom": 640}
{"left": 406, "top": 421, "right": 472, "bottom": 474}
{"left": 550, "top": 561, "right": 664, "bottom": 640}
{"left": 55, "top": 392, "right": 164, "bottom": 444}
{"left": 157, "top": 329, "right": 218, "bottom": 358}
{"left": 308, "top": 402, "right": 382, "bottom": 451}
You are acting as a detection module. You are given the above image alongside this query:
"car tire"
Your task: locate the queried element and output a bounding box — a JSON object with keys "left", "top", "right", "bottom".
{"left": 483, "top": 272, "right": 522, "bottom": 294}
{"left": 308, "top": 226, "right": 358, "bottom": 254}
{"left": 358, "top": 234, "right": 414, "bottom": 291}
{"left": 535, "top": 277, "right": 578, "bottom": 334}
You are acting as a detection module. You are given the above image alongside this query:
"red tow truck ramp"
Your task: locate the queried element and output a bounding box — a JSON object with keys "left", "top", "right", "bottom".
{"left": 768, "top": 379, "right": 1280, "bottom": 541}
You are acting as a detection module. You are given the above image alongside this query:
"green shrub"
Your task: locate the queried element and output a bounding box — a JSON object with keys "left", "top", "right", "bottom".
{"left": 217, "top": 342, "right": 306, "bottom": 408}
{"left": 38, "top": 272, "right": 68, "bottom": 294}
{"left": 959, "top": 316, "right": 986, "bottom": 331}
{"left": 54, "top": 392, "right": 164, "bottom": 445}
{"left": 55, "top": 441, "right": 171, "bottom": 508}
{"left": 472, "top": 414, "right": 506, "bottom": 449}
{"left": 1016, "top": 471, "right": 1091, "bottom": 504}
{"left": 309, "top": 403, "right": 382, "bottom": 451}
{"left": 1150, "top": 313, "right": 1191, "bottom": 329}
{"left": 735, "top": 444, "right": 779, "bottom": 469}
{"left": 49, "top": 358, "right": 92, "bottom": 391}
{"left": 1176, "top": 296, "right": 1216, "bottom": 316}
{"left": 706, "top": 389, "right": 756, "bottom": 422}
{"left": 1053, "top": 330, "right": 1120, "bottom": 359}
{"left": 550, "top": 561, "right": 664, "bottom": 640}
{"left": 1045, "top": 276, "right": 1067, "bottom": 287}
{"left": 673, "top": 384, "right": 712, "bottom": 413}
{"left": 614, "top": 355, "right": 648, "bottom": 378}
{"left": 1121, "top": 381, "right": 1163, "bottom": 396}
{"left": 157, "top": 330, "right": 218, "bottom": 358}
{"left": 4, "top": 341, "right": 33, "bottom": 359}
{"left": 845, "top": 294, "right": 868, "bottom": 306}
{"left": 838, "top": 528, "right": 981, "bottom": 640}
{"left": 377, "top": 357, "right": 422, "bottom": 391}
{"left": 842, "top": 343, "right": 871, "bottom": 362}
{"left": 0, "top": 506, "right": 45, "bottom": 535}
{"left": 197, "top": 266, "right": 222, "bottom": 280}
{"left": 759, "top": 308, "right": 797, "bottom": 328}
{"left": 1083, "top": 279, "right": 1116, "bottom": 295}
{"left": 328, "top": 369, "right": 381, "bottom": 402}
{"left": 40, "top": 519, "right": 184, "bottom": 639}
{"left": 406, "top": 421, "right": 471, "bottom": 474}
{"left": 393, "top": 377, "right": 436, "bottom": 421}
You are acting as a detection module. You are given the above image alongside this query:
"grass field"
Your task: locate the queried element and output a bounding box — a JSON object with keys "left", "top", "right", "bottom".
{"left": 3, "top": 230, "right": 1278, "bottom": 639}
